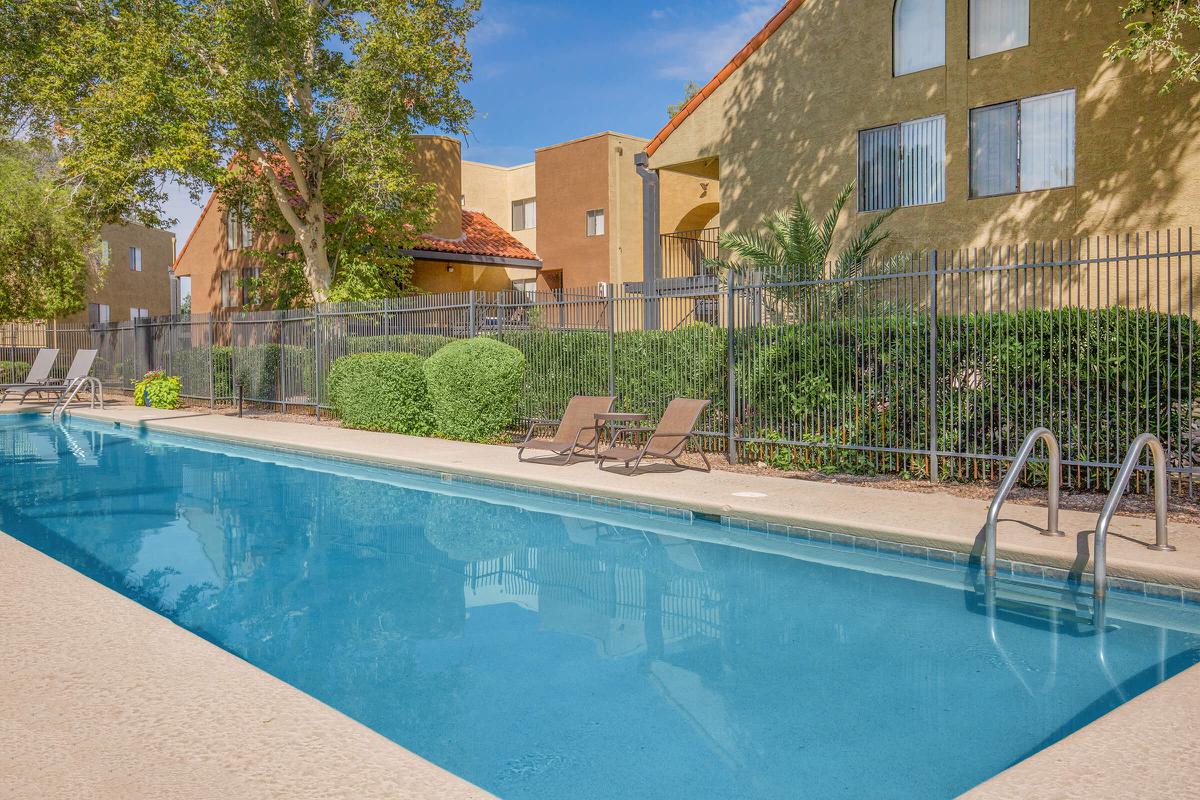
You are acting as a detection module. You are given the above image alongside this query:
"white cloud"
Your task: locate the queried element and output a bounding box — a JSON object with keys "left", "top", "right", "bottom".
{"left": 651, "top": 1, "right": 779, "bottom": 81}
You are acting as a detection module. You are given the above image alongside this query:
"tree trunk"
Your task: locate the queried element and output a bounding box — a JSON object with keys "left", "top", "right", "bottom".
{"left": 298, "top": 219, "right": 332, "bottom": 303}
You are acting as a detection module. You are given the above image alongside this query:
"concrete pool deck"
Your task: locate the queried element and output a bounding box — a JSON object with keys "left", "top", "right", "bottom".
{"left": 3, "top": 403, "right": 1200, "bottom": 799}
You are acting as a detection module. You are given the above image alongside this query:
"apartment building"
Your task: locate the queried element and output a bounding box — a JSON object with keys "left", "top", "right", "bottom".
{"left": 642, "top": 0, "right": 1200, "bottom": 257}
{"left": 462, "top": 132, "right": 714, "bottom": 295}
{"left": 62, "top": 222, "right": 176, "bottom": 325}
{"left": 174, "top": 137, "right": 541, "bottom": 315}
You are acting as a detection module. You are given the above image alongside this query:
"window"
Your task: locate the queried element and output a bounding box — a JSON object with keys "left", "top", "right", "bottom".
{"left": 586, "top": 209, "right": 605, "bottom": 237}
{"left": 512, "top": 198, "right": 537, "bottom": 231}
{"left": 511, "top": 278, "right": 537, "bottom": 298}
{"left": 241, "top": 267, "right": 261, "bottom": 307}
{"left": 129, "top": 307, "right": 149, "bottom": 321}
{"left": 240, "top": 214, "right": 253, "bottom": 247}
{"left": 970, "top": 0, "right": 1029, "bottom": 58}
{"left": 129, "top": 246, "right": 142, "bottom": 272}
{"left": 220, "top": 271, "right": 235, "bottom": 308}
{"left": 970, "top": 90, "right": 1075, "bottom": 198}
{"left": 894, "top": 0, "right": 945, "bottom": 76}
{"left": 858, "top": 115, "right": 946, "bottom": 212}
{"left": 226, "top": 209, "right": 239, "bottom": 250}
{"left": 87, "top": 303, "right": 110, "bottom": 325}
{"left": 99, "top": 240, "right": 110, "bottom": 267}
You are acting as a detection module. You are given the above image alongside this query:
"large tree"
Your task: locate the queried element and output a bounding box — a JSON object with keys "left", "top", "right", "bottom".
{"left": 1107, "top": 0, "right": 1200, "bottom": 92}
{"left": 0, "top": 140, "right": 97, "bottom": 322}
{"left": 0, "top": 0, "right": 478, "bottom": 304}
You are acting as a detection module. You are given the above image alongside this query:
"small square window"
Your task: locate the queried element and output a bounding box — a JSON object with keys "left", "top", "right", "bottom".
{"left": 586, "top": 209, "right": 605, "bottom": 237}
{"left": 512, "top": 198, "right": 537, "bottom": 231}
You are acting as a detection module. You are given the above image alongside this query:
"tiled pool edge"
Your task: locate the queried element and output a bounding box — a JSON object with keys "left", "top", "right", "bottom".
{"left": 73, "top": 409, "right": 1200, "bottom": 609}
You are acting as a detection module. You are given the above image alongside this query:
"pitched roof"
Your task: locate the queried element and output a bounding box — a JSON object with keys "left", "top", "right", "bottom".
{"left": 408, "top": 210, "right": 541, "bottom": 268}
{"left": 645, "top": 0, "right": 808, "bottom": 158}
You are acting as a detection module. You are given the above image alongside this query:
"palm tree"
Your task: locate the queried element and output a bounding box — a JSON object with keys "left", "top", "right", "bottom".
{"left": 705, "top": 181, "right": 898, "bottom": 316}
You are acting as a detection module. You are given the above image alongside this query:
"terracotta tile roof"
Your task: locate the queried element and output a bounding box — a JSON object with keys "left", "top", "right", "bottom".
{"left": 645, "top": 0, "right": 808, "bottom": 158}
{"left": 413, "top": 210, "right": 540, "bottom": 264}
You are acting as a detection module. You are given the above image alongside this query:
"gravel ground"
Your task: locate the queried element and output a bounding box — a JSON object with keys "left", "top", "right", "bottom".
{"left": 110, "top": 396, "right": 1200, "bottom": 525}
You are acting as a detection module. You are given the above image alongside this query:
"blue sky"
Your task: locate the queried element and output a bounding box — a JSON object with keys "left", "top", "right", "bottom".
{"left": 162, "top": 0, "right": 779, "bottom": 242}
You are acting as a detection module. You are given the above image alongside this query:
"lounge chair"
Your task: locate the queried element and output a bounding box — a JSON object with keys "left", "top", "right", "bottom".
{"left": 597, "top": 398, "right": 712, "bottom": 473}
{"left": 4, "top": 349, "right": 98, "bottom": 405}
{"left": 0, "top": 348, "right": 59, "bottom": 391}
{"left": 517, "top": 395, "right": 616, "bottom": 464}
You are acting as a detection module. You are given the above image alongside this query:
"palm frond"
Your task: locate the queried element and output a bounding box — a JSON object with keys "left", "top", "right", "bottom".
{"left": 818, "top": 182, "right": 854, "bottom": 259}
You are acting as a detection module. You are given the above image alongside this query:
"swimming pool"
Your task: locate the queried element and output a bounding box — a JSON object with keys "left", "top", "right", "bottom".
{"left": 1, "top": 414, "right": 1198, "bottom": 799}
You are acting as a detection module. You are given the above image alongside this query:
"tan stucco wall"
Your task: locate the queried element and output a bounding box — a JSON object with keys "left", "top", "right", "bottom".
{"left": 460, "top": 160, "right": 537, "bottom": 284}
{"left": 173, "top": 198, "right": 285, "bottom": 316}
{"left": 410, "top": 260, "right": 529, "bottom": 294}
{"left": 62, "top": 222, "right": 175, "bottom": 324}
{"left": 411, "top": 136, "right": 464, "bottom": 241}
{"left": 647, "top": 0, "right": 1200, "bottom": 251}
{"left": 535, "top": 134, "right": 614, "bottom": 291}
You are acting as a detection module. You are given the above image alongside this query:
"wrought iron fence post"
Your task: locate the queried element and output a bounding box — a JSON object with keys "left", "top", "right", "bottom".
{"left": 607, "top": 292, "right": 616, "bottom": 398}
{"left": 468, "top": 290, "right": 478, "bottom": 338}
{"left": 279, "top": 318, "right": 286, "bottom": 415}
{"left": 726, "top": 274, "right": 738, "bottom": 465}
{"left": 314, "top": 306, "right": 323, "bottom": 420}
{"left": 207, "top": 315, "right": 215, "bottom": 410}
{"left": 927, "top": 250, "right": 940, "bottom": 484}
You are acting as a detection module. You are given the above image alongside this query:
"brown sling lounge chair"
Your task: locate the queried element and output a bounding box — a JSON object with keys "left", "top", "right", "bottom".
{"left": 597, "top": 398, "right": 712, "bottom": 474}
{"left": 517, "top": 395, "right": 616, "bottom": 464}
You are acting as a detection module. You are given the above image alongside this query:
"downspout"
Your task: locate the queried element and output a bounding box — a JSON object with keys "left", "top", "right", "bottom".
{"left": 634, "top": 152, "right": 661, "bottom": 330}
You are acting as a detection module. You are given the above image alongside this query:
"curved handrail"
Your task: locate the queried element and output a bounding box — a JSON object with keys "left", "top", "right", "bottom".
{"left": 1093, "top": 433, "right": 1173, "bottom": 600}
{"left": 985, "top": 427, "right": 1062, "bottom": 578}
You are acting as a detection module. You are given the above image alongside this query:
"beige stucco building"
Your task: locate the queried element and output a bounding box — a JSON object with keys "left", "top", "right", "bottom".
{"left": 642, "top": 0, "right": 1200, "bottom": 263}
{"left": 461, "top": 132, "right": 714, "bottom": 295}
{"left": 59, "top": 222, "right": 176, "bottom": 325}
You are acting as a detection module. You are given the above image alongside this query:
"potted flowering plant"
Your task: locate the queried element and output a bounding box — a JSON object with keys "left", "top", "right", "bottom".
{"left": 132, "top": 370, "right": 182, "bottom": 409}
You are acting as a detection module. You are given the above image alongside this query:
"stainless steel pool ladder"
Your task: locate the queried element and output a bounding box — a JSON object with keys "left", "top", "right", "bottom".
{"left": 984, "top": 427, "right": 1063, "bottom": 579}
{"left": 50, "top": 376, "right": 103, "bottom": 419}
{"left": 1092, "top": 433, "right": 1173, "bottom": 601}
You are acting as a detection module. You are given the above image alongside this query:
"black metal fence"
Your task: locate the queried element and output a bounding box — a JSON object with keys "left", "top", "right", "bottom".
{"left": 7, "top": 228, "right": 1199, "bottom": 494}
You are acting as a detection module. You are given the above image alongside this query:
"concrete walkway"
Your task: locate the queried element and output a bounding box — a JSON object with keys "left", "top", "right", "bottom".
{"left": 4, "top": 404, "right": 1200, "bottom": 799}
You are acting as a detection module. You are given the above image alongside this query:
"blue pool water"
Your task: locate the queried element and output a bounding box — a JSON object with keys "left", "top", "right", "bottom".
{"left": 2, "top": 415, "right": 1199, "bottom": 799}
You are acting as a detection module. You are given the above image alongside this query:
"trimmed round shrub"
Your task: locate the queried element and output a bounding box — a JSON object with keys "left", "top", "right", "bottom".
{"left": 327, "top": 352, "right": 433, "bottom": 436}
{"left": 423, "top": 337, "right": 526, "bottom": 441}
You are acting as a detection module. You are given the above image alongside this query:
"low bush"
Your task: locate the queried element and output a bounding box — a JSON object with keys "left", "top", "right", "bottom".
{"left": 0, "top": 360, "right": 31, "bottom": 382}
{"left": 133, "top": 370, "right": 182, "bottom": 409}
{"left": 327, "top": 352, "right": 433, "bottom": 435}
{"left": 424, "top": 337, "right": 525, "bottom": 441}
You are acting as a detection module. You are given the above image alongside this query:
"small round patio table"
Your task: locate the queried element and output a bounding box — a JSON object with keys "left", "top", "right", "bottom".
{"left": 593, "top": 412, "right": 651, "bottom": 460}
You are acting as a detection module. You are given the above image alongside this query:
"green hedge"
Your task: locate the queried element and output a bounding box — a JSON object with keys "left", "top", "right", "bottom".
{"left": 0, "top": 360, "right": 31, "bottom": 383}
{"left": 734, "top": 308, "right": 1200, "bottom": 480}
{"left": 424, "top": 337, "right": 525, "bottom": 441}
{"left": 327, "top": 352, "right": 433, "bottom": 435}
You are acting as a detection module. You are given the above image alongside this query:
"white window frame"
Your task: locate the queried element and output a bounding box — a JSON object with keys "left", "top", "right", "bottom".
{"left": 88, "top": 303, "right": 110, "bottom": 325}
{"left": 129, "top": 307, "right": 149, "bottom": 321}
{"left": 240, "top": 214, "right": 253, "bottom": 248}
{"left": 969, "top": 0, "right": 1030, "bottom": 59}
{"left": 857, "top": 114, "right": 947, "bottom": 212}
{"left": 586, "top": 208, "right": 606, "bottom": 237}
{"left": 893, "top": 0, "right": 946, "bottom": 77}
{"left": 220, "top": 271, "right": 235, "bottom": 309}
{"left": 226, "top": 209, "right": 239, "bottom": 250}
{"left": 512, "top": 198, "right": 536, "bottom": 232}
{"left": 969, "top": 89, "right": 1075, "bottom": 198}
{"left": 99, "top": 240, "right": 110, "bottom": 267}
{"left": 129, "top": 246, "right": 142, "bottom": 272}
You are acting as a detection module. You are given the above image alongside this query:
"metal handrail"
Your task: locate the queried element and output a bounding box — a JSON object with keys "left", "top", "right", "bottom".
{"left": 985, "top": 427, "right": 1063, "bottom": 578}
{"left": 1093, "top": 433, "right": 1173, "bottom": 600}
{"left": 50, "top": 376, "right": 103, "bottom": 419}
